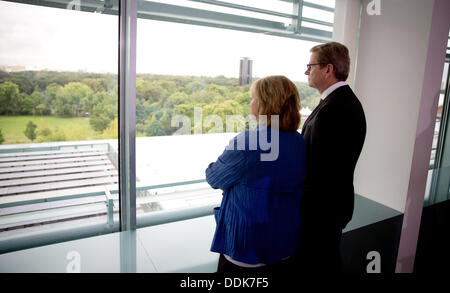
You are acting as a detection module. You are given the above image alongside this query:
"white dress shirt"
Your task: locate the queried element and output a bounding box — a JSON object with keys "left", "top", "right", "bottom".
{"left": 321, "top": 81, "right": 347, "bottom": 101}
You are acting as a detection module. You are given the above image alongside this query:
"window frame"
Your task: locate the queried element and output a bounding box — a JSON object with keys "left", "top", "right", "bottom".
{"left": 0, "top": 0, "right": 336, "bottom": 252}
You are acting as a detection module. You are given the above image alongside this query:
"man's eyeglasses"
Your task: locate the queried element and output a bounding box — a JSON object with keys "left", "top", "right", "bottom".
{"left": 306, "top": 63, "right": 326, "bottom": 71}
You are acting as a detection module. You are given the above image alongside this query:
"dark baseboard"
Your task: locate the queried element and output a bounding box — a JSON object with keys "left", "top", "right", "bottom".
{"left": 414, "top": 199, "right": 450, "bottom": 273}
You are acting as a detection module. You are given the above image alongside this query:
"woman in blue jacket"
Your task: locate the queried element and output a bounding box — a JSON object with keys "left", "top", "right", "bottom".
{"left": 206, "top": 75, "right": 306, "bottom": 272}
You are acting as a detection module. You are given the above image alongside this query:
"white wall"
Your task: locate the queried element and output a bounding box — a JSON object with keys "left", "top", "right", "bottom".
{"left": 350, "top": 0, "right": 436, "bottom": 212}
{"left": 333, "top": 0, "right": 361, "bottom": 88}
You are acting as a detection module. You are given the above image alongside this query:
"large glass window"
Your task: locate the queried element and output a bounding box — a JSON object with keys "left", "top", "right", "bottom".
{"left": 425, "top": 31, "right": 450, "bottom": 206}
{"left": 0, "top": 0, "right": 336, "bottom": 251}
{"left": 134, "top": 0, "right": 332, "bottom": 227}
{"left": 0, "top": 0, "right": 119, "bottom": 250}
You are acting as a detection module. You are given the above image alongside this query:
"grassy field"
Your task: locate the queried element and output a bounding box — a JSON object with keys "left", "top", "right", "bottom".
{"left": 0, "top": 115, "right": 101, "bottom": 144}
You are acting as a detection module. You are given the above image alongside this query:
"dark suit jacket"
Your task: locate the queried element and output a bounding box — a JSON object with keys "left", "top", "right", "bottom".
{"left": 301, "top": 84, "right": 366, "bottom": 232}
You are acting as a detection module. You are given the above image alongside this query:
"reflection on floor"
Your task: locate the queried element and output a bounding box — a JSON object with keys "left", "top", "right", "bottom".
{"left": 0, "top": 194, "right": 404, "bottom": 273}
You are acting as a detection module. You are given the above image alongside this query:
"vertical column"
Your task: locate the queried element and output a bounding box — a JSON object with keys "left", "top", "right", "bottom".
{"left": 120, "top": 230, "right": 137, "bottom": 273}
{"left": 119, "top": 0, "right": 137, "bottom": 231}
{"left": 395, "top": 0, "right": 450, "bottom": 273}
{"left": 332, "top": 0, "right": 361, "bottom": 88}
{"left": 292, "top": 0, "right": 304, "bottom": 34}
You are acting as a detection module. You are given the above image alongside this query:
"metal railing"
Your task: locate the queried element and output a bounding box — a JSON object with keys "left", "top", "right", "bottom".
{"left": 0, "top": 178, "right": 217, "bottom": 254}
{"left": 2, "top": 0, "right": 334, "bottom": 43}
{"left": 0, "top": 142, "right": 111, "bottom": 154}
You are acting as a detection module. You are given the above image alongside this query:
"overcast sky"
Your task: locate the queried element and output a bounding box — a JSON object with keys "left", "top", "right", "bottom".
{"left": 0, "top": 0, "right": 335, "bottom": 82}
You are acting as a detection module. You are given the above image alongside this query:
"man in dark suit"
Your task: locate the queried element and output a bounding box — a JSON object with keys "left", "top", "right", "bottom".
{"left": 298, "top": 42, "right": 366, "bottom": 272}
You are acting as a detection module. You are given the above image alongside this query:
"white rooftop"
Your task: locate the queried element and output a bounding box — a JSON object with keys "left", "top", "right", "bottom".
{"left": 0, "top": 133, "right": 236, "bottom": 234}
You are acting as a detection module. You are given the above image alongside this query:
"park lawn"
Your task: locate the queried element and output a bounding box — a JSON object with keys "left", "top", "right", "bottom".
{"left": 0, "top": 115, "right": 101, "bottom": 144}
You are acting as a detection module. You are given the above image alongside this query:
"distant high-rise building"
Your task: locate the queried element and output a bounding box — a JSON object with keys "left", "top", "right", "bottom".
{"left": 239, "top": 57, "right": 253, "bottom": 86}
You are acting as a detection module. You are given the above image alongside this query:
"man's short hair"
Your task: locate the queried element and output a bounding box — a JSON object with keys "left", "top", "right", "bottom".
{"left": 252, "top": 75, "right": 301, "bottom": 132}
{"left": 311, "top": 42, "right": 350, "bottom": 81}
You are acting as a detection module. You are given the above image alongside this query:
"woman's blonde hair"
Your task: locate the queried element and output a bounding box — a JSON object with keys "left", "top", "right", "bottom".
{"left": 251, "top": 75, "right": 301, "bottom": 132}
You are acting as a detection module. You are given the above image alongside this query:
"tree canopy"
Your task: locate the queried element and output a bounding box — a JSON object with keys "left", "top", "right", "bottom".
{"left": 0, "top": 70, "right": 321, "bottom": 139}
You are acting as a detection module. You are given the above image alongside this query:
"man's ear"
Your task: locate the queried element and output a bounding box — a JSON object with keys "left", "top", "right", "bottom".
{"left": 326, "top": 63, "right": 334, "bottom": 74}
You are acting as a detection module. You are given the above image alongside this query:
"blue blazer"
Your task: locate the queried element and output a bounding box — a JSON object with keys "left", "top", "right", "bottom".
{"left": 206, "top": 128, "right": 306, "bottom": 265}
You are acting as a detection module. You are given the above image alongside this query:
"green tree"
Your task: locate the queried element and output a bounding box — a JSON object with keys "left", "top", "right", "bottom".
{"left": 136, "top": 98, "right": 147, "bottom": 125}
{"left": 159, "top": 110, "right": 173, "bottom": 134}
{"left": 89, "top": 92, "right": 117, "bottom": 132}
{"left": 202, "top": 100, "right": 246, "bottom": 133}
{"left": 11, "top": 92, "right": 25, "bottom": 114}
{"left": 38, "top": 127, "right": 52, "bottom": 136}
{"left": 90, "top": 106, "right": 112, "bottom": 132}
{"left": 9, "top": 75, "right": 34, "bottom": 94}
{"left": 90, "top": 91, "right": 110, "bottom": 110}
{"left": 102, "top": 117, "right": 118, "bottom": 139}
{"left": 36, "top": 127, "right": 53, "bottom": 142}
{"left": 46, "top": 83, "right": 63, "bottom": 115}
{"left": 145, "top": 115, "right": 165, "bottom": 137}
{"left": 30, "top": 89, "right": 45, "bottom": 115}
{"left": 0, "top": 129, "right": 4, "bottom": 144}
{"left": 164, "top": 91, "right": 189, "bottom": 108}
{"left": 136, "top": 78, "right": 153, "bottom": 100}
{"left": 295, "top": 81, "right": 321, "bottom": 110}
{"left": 205, "top": 84, "right": 226, "bottom": 100}
{"left": 236, "top": 92, "right": 251, "bottom": 107}
{"left": 49, "top": 127, "right": 66, "bottom": 141}
{"left": 186, "top": 80, "right": 206, "bottom": 94}
{"left": 136, "top": 123, "right": 146, "bottom": 136}
{"left": 36, "top": 104, "right": 47, "bottom": 116}
{"left": 136, "top": 99, "right": 160, "bottom": 126}
{"left": 82, "top": 78, "right": 102, "bottom": 92}
{"left": 56, "top": 82, "right": 93, "bottom": 117}
{"left": 0, "top": 82, "right": 20, "bottom": 114}
{"left": 24, "top": 121, "right": 37, "bottom": 142}
{"left": 21, "top": 96, "right": 35, "bottom": 115}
